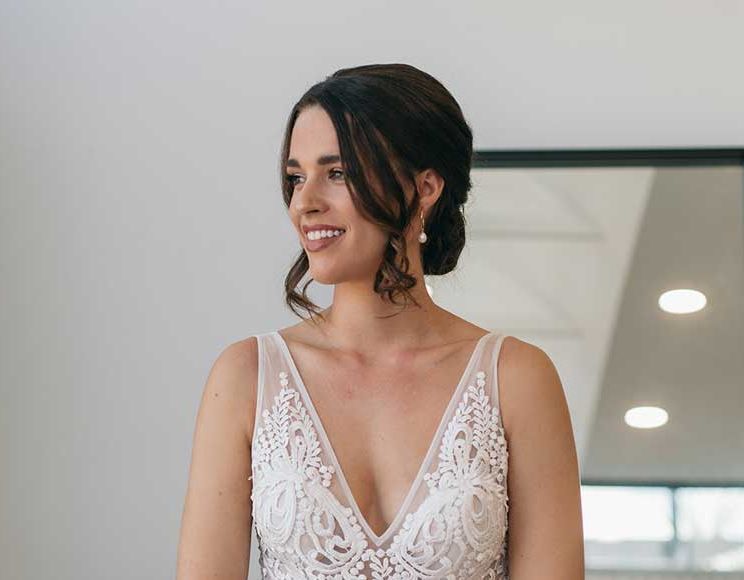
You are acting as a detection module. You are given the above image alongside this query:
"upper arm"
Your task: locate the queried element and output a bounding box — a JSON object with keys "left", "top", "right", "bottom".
{"left": 499, "top": 337, "right": 585, "bottom": 579}
{"left": 176, "top": 337, "right": 259, "bottom": 580}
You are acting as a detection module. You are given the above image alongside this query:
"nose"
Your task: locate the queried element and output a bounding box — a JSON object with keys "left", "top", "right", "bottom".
{"left": 291, "top": 173, "right": 328, "bottom": 217}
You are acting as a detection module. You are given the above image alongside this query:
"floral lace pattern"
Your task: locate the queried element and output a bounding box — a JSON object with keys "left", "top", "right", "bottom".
{"left": 251, "top": 359, "right": 509, "bottom": 579}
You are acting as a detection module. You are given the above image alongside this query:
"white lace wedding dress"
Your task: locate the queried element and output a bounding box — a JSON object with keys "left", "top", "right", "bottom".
{"left": 248, "top": 330, "right": 511, "bottom": 579}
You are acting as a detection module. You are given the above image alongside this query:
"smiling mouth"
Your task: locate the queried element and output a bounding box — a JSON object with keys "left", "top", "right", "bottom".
{"left": 305, "top": 228, "right": 346, "bottom": 241}
{"left": 304, "top": 230, "right": 346, "bottom": 252}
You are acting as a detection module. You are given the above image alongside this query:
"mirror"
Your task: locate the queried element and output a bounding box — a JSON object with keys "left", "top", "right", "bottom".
{"left": 426, "top": 148, "right": 744, "bottom": 577}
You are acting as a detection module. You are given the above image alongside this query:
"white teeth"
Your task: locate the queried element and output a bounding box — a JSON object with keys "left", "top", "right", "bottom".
{"left": 307, "top": 229, "right": 345, "bottom": 240}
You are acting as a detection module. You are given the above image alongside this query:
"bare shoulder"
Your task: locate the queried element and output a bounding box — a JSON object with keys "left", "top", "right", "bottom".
{"left": 207, "top": 336, "right": 260, "bottom": 444}
{"left": 497, "top": 335, "right": 568, "bottom": 437}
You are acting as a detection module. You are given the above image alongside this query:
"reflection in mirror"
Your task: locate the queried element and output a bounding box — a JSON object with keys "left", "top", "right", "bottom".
{"left": 427, "top": 150, "right": 744, "bottom": 578}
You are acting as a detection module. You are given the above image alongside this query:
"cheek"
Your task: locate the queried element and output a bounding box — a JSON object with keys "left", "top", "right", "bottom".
{"left": 339, "top": 203, "right": 390, "bottom": 253}
{"left": 349, "top": 221, "right": 387, "bottom": 246}
{"left": 349, "top": 229, "right": 390, "bottom": 264}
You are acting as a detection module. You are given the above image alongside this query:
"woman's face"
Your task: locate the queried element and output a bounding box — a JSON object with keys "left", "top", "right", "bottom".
{"left": 286, "top": 105, "right": 414, "bottom": 285}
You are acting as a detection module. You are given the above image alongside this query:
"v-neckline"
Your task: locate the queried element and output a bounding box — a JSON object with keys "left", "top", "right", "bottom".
{"left": 271, "top": 329, "right": 493, "bottom": 546}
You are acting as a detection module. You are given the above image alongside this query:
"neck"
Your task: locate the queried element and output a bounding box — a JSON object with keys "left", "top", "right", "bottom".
{"left": 310, "top": 274, "right": 457, "bottom": 351}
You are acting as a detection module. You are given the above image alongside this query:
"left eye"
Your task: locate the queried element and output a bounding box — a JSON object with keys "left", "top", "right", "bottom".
{"left": 330, "top": 168, "right": 345, "bottom": 179}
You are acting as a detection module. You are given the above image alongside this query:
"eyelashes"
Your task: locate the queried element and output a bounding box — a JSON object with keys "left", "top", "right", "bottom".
{"left": 286, "top": 168, "right": 345, "bottom": 187}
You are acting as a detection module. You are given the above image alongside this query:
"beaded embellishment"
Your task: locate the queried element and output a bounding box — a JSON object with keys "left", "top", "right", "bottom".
{"left": 250, "top": 362, "right": 510, "bottom": 579}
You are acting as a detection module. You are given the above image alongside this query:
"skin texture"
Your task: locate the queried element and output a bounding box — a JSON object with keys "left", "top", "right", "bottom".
{"left": 176, "top": 105, "right": 585, "bottom": 579}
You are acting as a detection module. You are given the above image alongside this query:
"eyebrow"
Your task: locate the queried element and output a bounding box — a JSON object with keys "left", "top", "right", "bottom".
{"left": 286, "top": 154, "right": 341, "bottom": 169}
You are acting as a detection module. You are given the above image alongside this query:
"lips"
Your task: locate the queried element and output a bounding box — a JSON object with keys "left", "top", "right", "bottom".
{"left": 304, "top": 229, "right": 346, "bottom": 252}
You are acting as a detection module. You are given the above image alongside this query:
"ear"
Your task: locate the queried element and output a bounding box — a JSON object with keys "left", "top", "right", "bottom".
{"left": 415, "top": 168, "right": 445, "bottom": 217}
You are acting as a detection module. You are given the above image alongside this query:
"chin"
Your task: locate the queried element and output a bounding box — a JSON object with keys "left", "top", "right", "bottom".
{"left": 308, "top": 266, "right": 345, "bottom": 285}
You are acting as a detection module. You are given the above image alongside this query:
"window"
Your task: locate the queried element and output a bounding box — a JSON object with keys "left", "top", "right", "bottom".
{"left": 582, "top": 485, "right": 744, "bottom": 572}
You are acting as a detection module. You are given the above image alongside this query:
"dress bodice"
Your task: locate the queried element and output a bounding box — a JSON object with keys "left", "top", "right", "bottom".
{"left": 249, "top": 330, "right": 511, "bottom": 579}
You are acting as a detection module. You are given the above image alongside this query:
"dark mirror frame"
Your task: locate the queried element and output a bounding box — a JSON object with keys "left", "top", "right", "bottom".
{"left": 473, "top": 147, "right": 744, "bottom": 169}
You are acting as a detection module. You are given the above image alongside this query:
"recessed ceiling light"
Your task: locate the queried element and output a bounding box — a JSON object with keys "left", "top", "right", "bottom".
{"left": 624, "top": 406, "right": 669, "bottom": 429}
{"left": 658, "top": 288, "right": 707, "bottom": 314}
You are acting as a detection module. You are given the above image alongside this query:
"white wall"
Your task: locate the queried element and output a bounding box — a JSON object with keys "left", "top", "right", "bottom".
{"left": 1, "top": 1, "right": 742, "bottom": 578}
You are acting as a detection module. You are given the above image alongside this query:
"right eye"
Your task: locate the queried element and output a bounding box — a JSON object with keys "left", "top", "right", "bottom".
{"left": 286, "top": 174, "right": 302, "bottom": 186}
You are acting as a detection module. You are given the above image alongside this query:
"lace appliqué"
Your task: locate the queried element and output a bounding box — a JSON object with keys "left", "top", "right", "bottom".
{"left": 251, "top": 369, "right": 510, "bottom": 579}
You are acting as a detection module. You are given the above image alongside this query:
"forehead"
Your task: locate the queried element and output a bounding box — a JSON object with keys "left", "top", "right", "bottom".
{"left": 288, "top": 105, "right": 340, "bottom": 159}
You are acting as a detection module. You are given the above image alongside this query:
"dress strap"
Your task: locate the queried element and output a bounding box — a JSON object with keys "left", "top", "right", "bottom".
{"left": 487, "top": 333, "right": 509, "bottom": 418}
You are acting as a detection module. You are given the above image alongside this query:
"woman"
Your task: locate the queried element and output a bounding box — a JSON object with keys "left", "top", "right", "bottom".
{"left": 177, "top": 63, "right": 584, "bottom": 579}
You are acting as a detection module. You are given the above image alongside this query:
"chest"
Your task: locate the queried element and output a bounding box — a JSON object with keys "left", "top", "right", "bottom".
{"left": 295, "top": 355, "right": 474, "bottom": 531}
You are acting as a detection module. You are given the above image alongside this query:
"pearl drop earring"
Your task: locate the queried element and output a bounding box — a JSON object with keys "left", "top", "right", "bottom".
{"left": 418, "top": 209, "right": 428, "bottom": 243}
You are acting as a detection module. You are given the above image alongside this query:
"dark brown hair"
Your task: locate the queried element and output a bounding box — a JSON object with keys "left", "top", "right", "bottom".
{"left": 280, "top": 63, "right": 474, "bottom": 322}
